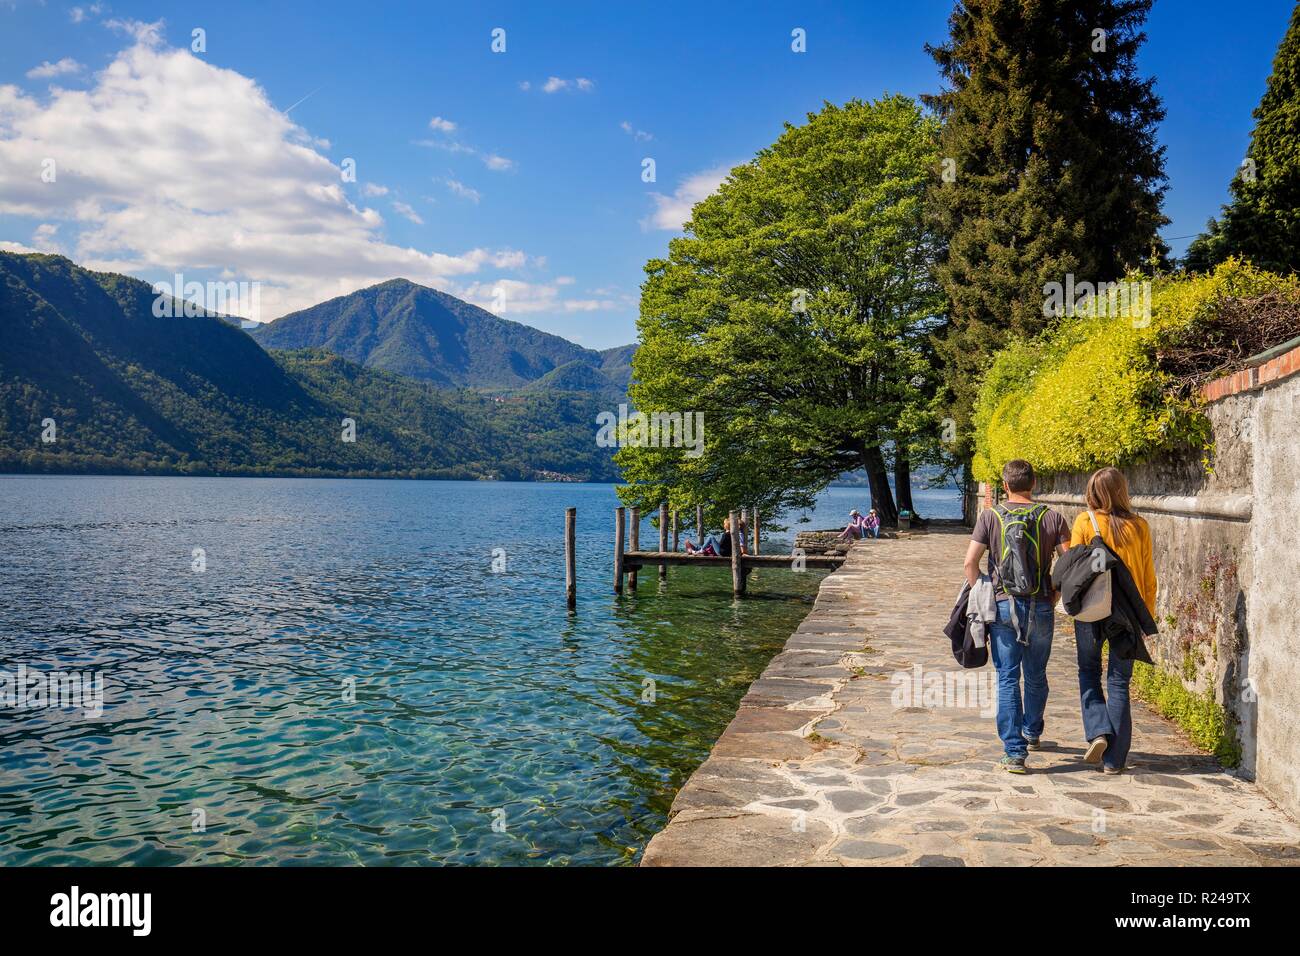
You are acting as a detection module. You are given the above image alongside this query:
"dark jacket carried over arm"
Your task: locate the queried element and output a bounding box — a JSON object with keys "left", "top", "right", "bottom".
{"left": 1051, "top": 538, "right": 1156, "bottom": 664}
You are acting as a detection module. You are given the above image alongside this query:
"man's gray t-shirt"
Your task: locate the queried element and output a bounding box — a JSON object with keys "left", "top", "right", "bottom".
{"left": 971, "top": 503, "right": 1069, "bottom": 601}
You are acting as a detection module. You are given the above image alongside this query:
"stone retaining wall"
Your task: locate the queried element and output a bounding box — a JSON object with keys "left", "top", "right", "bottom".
{"left": 979, "top": 342, "right": 1300, "bottom": 820}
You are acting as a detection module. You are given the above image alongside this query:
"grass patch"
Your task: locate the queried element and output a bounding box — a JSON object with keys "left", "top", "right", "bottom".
{"left": 1131, "top": 660, "right": 1242, "bottom": 768}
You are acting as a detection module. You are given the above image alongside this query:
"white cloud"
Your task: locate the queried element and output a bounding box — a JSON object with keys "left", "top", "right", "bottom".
{"left": 532, "top": 76, "right": 595, "bottom": 95}
{"left": 27, "top": 58, "right": 84, "bottom": 80}
{"left": 391, "top": 201, "right": 423, "bottom": 225}
{"left": 428, "top": 115, "right": 456, "bottom": 133}
{"left": 456, "top": 278, "right": 617, "bottom": 317}
{"left": 361, "top": 183, "right": 389, "bottom": 197}
{"left": 104, "top": 18, "right": 165, "bottom": 46}
{"left": 644, "top": 164, "right": 733, "bottom": 231}
{"left": 0, "top": 239, "right": 41, "bottom": 254}
{"left": 32, "top": 222, "right": 62, "bottom": 252}
{"left": 483, "top": 153, "right": 515, "bottom": 172}
{"left": 443, "top": 179, "right": 481, "bottom": 203}
{"left": 620, "top": 120, "right": 653, "bottom": 142}
{"left": 70, "top": 4, "right": 104, "bottom": 25}
{"left": 0, "top": 33, "right": 545, "bottom": 320}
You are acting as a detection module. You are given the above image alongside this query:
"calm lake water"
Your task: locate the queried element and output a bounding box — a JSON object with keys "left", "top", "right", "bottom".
{"left": 0, "top": 476, "right": 961, "bottom": 866}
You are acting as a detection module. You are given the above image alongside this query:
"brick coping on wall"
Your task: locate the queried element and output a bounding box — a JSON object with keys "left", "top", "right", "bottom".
{"left": 1201, "top": 339, "right": 1300, "bottom": 403}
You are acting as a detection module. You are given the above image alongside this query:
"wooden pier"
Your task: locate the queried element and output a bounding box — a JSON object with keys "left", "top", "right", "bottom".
{"left": 564, "top": 503, "right": 847, "bottom": 603}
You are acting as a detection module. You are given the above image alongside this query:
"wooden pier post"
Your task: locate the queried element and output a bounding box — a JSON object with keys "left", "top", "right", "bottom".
{"left": 565, "top": 507, "right": 577, "bottom": 609}
{"left": 729, "top": 510, "right": 744, "bottom": 596}
{"left": 629, "top": 507, "right": 640, "bottom": 591}
{"left": 658, "top": 503, "right": 668, "bottom": 582}
{"left": 614, "top": 506, "right": 625, "bottom": 595}
{"left": 696, "top": 504, "right": 705, "bottom": 546}
{"left": 671, "top": 510, "right": 679, "bottom": 553}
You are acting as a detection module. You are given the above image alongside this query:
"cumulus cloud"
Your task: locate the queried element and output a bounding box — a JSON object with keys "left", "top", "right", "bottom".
{"left": 27, "top": 58, "right": 84, "bottom": 80}
{"left": 428, "top": 115, "right": 456, "bottom": 133}
{"left": 0, "top": 31, "right": 546, "bottom": 320}
{"left": 643, "top": 164, "right": 733, "bottom": 231}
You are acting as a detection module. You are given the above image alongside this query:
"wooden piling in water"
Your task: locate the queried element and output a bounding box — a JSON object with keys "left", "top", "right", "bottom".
{"left": 752, "top": 508, "right": 761, "bottom": 555}
{"left": 671, "top": 510, "right": 679, "bottom": 553}
{"left": 696, "top": 504, "right": 704, "bottom": 546}
{"left": 729, "top": 510, "right": 744, "bottom": 596}
{"left": 628, "top": 507, "right": 640, "bottom": 591}
{"left": 614, "top": 506, "right": 625, "bottom": 595}
{"left": 658, "top": 503, "right": 668, "bottom": 582}
{"left": 565, "top": 507, "right": 576, "bottom": 609}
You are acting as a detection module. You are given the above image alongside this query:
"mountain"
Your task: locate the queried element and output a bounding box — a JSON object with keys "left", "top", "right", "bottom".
{"left": 0, "top": 253, "right": 618, "bottom": 480}
{"left": 251, "top": 277, "right": 633, "bottom": 393}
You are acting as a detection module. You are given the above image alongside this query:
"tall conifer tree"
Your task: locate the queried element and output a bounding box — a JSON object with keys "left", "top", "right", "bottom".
{"left": 924, "top": 0, "right": 1168, "bottom": 454}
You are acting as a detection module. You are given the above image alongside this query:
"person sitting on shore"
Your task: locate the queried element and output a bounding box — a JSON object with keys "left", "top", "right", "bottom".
{"left": 863, "top": 509, "right": 881, "bottom": 538}
{"left": 837, "top": 510, "right": 868, "bottom": 540}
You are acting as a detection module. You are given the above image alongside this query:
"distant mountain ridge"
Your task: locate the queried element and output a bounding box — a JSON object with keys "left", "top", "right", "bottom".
{"left": 251, "top": 278, "right": 634, "bottom": 394}
{"left": 0, "top": 254, "right": 620, "bottom": 480}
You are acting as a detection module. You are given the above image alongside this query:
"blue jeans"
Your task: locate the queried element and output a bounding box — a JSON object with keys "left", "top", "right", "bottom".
{"left": 1075, "top": 620, "right": 1134, "bottom": 770}
{"left": 989, "top": 597, "right": 1055, "bottom": 758}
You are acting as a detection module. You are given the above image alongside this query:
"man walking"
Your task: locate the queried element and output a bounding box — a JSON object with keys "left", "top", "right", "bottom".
{"left": 963, "top": 460, "right": 1070, "bottom": 773}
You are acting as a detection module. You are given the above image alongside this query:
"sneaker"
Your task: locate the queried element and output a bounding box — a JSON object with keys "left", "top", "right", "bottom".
{"left": 1084, "top": 737, "right": 1109, "bottom": 765}
{"left": 999, "top": 755, "right": 1028, "bottom": 774}
{"left": 1025, "top": 736, "right": 1042, "bottom": 751}
{"left": 1103, "top": 765, "right": 1125, "bottom": 775}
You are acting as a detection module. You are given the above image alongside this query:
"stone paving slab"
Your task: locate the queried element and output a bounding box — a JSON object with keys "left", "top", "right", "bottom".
{"left": 641, "top": 530, "right": 1300, "bottom": 867}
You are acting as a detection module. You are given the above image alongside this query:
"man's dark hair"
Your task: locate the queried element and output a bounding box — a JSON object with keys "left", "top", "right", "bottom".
{"left": 1002, "top": 459, "right": 1035, "bottom": 493}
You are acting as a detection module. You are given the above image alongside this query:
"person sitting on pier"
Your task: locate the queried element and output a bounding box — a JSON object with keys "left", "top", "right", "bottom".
{"left": 863, "top": 509, "right": 881, "bottom": 538}
{"left": 685, "top": 516, "right": 748, "bottom": 556}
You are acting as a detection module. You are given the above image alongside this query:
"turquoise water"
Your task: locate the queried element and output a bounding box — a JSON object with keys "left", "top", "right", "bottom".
{"left": 0, "top": 476, "right": 960, "bottom": 866}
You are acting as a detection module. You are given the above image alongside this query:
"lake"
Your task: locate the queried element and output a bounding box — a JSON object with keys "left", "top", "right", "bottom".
{"left": 0, "top": 476, "right": 961, "bottom": 865}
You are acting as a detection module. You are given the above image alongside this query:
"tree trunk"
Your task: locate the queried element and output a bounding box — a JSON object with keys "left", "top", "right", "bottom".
{"left": 862, "top": 445, "right": 899, "bottom": 527}
{"left": 894, "top": 452, "right": 915, "bottom": 517}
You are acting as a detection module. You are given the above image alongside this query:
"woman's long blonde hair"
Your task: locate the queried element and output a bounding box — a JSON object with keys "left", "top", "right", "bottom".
{"left": 1086, "top": 467, "right": 1138, "bottom": 544}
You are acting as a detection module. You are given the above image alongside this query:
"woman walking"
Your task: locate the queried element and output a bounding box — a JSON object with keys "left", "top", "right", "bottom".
{"left": 1069, "top": 467, "right": 1157, "bottom": 775}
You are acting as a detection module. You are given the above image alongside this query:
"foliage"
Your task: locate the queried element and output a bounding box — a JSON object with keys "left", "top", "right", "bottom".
{"left": 1185, "top": 5, "right": 1300, "bottom": 274}
{"left": 618, "top": 96, "right": 948, "bottom": 526}
{"left": 971, "top": 260, "right": 1300, "bottom": 482}
{"left": 923, "top": 0, "right": 1168, "bottom": 452}
{"left": 1131, "top": 661, "right": 1241, "bottom": 768}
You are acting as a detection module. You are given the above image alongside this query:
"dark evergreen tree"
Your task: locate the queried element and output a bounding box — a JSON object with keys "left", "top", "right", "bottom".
{"left": 1186, "top": 4, "right": 1300, "bottom": 274}
{"left": 923, "top": 0, "right": 1168, "bottom": 452}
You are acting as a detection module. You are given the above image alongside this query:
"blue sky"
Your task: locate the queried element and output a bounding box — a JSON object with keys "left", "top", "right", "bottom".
{"left": 0, "top": 0, "right": 1294, "bottom": 349}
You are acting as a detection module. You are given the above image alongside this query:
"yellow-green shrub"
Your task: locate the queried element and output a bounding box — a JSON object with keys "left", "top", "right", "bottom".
{"left": 972, "top": 260, "right": 1300, "bottom": 482}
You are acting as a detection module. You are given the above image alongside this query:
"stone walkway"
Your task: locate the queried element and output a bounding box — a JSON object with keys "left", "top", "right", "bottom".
{"left": 641, "top": 529, "right": 1300, "bottom": 866}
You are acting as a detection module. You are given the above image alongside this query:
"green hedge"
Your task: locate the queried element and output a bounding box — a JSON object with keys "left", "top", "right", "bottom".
{"left": 971, "top": 260, "right": 1300, "bottom": 482}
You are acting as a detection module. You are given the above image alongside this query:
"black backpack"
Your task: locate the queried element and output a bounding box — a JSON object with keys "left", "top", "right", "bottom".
{"left": 990, "top": 503, "right": 1049, "bottom": 597}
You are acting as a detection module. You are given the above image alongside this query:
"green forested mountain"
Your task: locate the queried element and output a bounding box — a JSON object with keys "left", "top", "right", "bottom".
{"left": 0, "top": 253, "right": 618, "bottom": 480}
{"left": 251, "top": 276, "right": 631, "bottom": 393}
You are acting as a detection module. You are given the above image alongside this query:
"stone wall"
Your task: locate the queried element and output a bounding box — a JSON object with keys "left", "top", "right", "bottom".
{"left": 979, "top": 342, "right": 1300, "bottom": 820}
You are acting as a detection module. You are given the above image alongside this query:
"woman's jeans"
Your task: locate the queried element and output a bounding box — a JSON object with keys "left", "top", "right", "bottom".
{"left": 1074, "top": 619, "right": 1134, "bottom": 770}
{"left": 988, "top": 597, "right": 1055, "bottom": 758}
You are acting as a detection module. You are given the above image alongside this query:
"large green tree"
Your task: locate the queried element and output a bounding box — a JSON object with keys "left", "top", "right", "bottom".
{"left": 1185, "top": 4, "right": 1300, "bottom": 274}
{"left": 924, "top": 0, "right": 1168, "bottom": 457}
{"left": 617, "top": 96, "right": 947, "bottom": 527}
